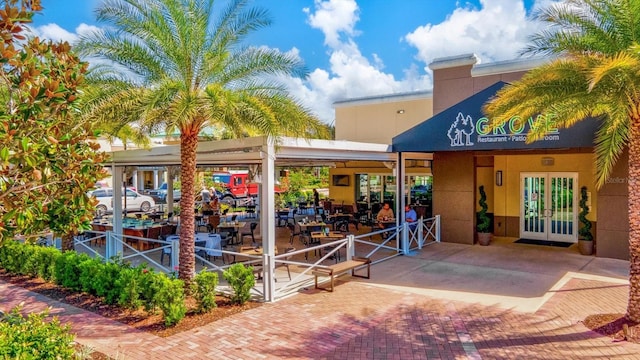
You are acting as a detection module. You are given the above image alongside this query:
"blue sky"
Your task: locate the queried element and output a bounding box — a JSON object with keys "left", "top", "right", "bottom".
{"left": 31, "top": 0, "right": 555, "bottom": 123}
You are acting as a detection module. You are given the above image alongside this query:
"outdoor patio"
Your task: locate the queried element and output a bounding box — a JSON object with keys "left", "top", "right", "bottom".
{"left": 74, "top": 209, "right": 439, "bottom": 301}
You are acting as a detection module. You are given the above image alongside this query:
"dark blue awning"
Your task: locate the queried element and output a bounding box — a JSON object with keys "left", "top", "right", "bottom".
{"left": 392, "top": 81, "right": 598, "bottom": 152}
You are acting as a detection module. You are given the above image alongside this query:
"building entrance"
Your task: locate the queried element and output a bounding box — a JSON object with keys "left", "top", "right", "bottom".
{"left": 520, "top": 172, "right": 578, "bottom": 243}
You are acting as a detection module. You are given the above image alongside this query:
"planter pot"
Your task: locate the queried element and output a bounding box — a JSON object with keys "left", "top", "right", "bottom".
{"left": 477, "top": 232, "right": 492, "bottom": 246}
{"left": 578, "top": 239, "right": 594, "bottom": 255}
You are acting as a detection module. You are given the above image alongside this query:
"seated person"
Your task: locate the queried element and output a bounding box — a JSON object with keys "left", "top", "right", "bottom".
{"left": 376, "top": 202, "right": 395, "bottom": 230}
{"left": 405, "top": 205, "right": 417, "bottom": 229}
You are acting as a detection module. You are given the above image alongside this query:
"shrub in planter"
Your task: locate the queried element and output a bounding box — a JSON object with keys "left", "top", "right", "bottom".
{"left": 192, "top": 270, "right": 219, "bottom": 313}
{"left": 578, "top": 186, "right": 594, "bottom": 255}
{"left": 223, "top": 263, "right": 255, "bottom": 305}
{"left": 476, "top": 185, "right": 492, "bottom": 246}
{"left": 0, "top": 304, "right": 75, "bottom": 360}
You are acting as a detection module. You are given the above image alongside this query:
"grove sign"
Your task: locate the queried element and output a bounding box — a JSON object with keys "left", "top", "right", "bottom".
{"left": 393, "top": 81, "right": 599, "bottom": 153}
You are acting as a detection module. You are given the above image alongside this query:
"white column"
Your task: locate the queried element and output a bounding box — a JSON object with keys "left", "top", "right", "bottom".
{"left": 110, "top": 165, "right": 124, "bottom": 257}
{"left": 261, "top": 138, "right": 276, "bottom": 302}
{"left": 153, "top": 170, "right": 159, "bottom": 188}
{"left": 399, "top": 152, "right": 407, "bottom": 254}
{"left": 132, "top": 171, "right": 138, "bottom": 191}
{"left": 167, "top": 167, "right": 175, "bottom": 216}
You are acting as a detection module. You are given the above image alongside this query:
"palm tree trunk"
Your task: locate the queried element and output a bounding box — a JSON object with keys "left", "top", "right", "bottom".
{"left": 178, "top": 131, "right": 198, "bottom": 288}
{"left": 627, "top": 110, "right": 640, "bottom": 322}
{"left": 61, "top": 232, "right": 74, "bottom": 252}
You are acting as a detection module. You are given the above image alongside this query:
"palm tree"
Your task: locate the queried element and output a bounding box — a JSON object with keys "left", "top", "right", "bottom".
{"left": 77, "top": 0, "right": 329, "bottom": 286}
{"left": 483, "top": 0, "right": 640, "bottom": 321}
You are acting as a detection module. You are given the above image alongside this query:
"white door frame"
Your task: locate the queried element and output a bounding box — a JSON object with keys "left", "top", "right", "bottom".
{"left": 520, "top": 172, "right": 578, "bottom": 243}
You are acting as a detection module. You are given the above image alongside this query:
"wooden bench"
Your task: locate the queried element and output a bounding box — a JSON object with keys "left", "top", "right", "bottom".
{"left": 311, "top": 256, "right": 371, "bottom": 292}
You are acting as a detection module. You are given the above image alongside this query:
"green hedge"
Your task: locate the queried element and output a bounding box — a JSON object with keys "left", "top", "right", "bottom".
{"left": 0, "top": 241, "right": 186, "bottom": 326}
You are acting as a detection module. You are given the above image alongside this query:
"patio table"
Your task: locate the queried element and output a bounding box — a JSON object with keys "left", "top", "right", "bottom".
{"left": 217, "top": 221, "right": 246, "bottom": 244}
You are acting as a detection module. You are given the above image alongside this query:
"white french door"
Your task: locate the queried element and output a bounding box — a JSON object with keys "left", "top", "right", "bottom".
{"left": 520, "top": 173, "right": 578, "bottom": 243}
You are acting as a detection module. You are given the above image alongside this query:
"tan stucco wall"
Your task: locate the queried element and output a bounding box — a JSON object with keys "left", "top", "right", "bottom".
{"left": 596, "top": 150, "right": 629, "bottom": 260}
{"left": 335, "top": 97, "right": 433, "bottom": 144}
{"left": 432, "top": 67, "right": 528, "bottom": 115}
{"left": 433, "top": 152, "right": 475, "bottom": 244}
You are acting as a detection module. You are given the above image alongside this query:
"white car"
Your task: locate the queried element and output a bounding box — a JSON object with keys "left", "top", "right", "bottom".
{"left": 89, "top": 188, "right": 156, "bottom": 216}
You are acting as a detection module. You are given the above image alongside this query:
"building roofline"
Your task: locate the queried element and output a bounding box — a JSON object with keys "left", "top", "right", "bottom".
{"left": 471, "top": 56, "right": 553, "bottom": 77}
{"left": 333, "top": 90, "right": 432, "bottom": 108}
{"left": 428, "top": 53, "right": 478, "bottom": 70}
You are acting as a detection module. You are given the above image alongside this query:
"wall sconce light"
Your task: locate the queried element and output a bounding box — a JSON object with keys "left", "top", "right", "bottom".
{"left": 495, "top": 170, "right": 503, "bottom": 186}
{"left": 541, "top": 156, "right": 554, "bottom": 166}
{"left": 396, "top": 109, "right": 405, "bottom": 114}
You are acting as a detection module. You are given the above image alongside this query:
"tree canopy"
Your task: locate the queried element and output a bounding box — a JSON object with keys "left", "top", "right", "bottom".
{"left": 0, "top": 0, "right": 108, "bottom": 243}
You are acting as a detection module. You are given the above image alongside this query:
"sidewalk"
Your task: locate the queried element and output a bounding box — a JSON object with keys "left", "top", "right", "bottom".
{"left": 3, "top": 239, "right": 640, "bottom": 359}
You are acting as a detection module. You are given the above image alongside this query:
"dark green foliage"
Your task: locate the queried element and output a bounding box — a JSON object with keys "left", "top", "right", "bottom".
{"left": 223, "top": 263, "right": 255, "bottom": 305}
{"left": 0, "top": 304, "right": 75, "bottom": 359}
{"left": 579, "top": 186, "right": 593, "bottom": 241}
{"left": 0, "top": 240, "right": 188, "bottom": 326}
{"left": 54, "top": 251, "right": 91, "bottom": 291}
{"left": 78, "top": 257, "right": 104, "bottom": 294}
{"left": 192, "top": 270, "right": 219, "bottom": 313}
{"left": 116, "top": 267, "right": 144, "bottom": 310}
{"left": 477, "top": 185, "right": 491, "bottom": 233}
{"left": 156, "top": 276, "right": 186, "bottom": 326}
{"left": 0, "top": 241, "right": 60, "bottom": 281}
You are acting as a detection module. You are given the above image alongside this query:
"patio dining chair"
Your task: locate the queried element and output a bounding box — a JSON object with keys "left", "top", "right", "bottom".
{"left": 240, "top": 222, "right": 258, "bottom": 245}
{"left": 275, "top": 247, "right": 295, "bottom": 282}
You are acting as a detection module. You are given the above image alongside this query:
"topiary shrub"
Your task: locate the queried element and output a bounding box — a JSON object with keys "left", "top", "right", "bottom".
{"left": 223, "top": 263, "right": 255, "bottom": 305}
{"left": 476, "top": 185, "right": 491, "bottom": 233}
{"left": 578, "top": 186, "right": 593, "bottom": 241}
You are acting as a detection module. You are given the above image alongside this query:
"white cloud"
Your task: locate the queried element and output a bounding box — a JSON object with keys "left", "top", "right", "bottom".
{"left": 306, "top": 0, "right": 360, "bottom": 48}
{"left": 299, "top": 0, "right": 432, "bottom": 123}
{"left": 29, "top": 23, "right": 102, "bottom": 45}
{"left": 404, "top": 0, "right": 559, "bottom": 68}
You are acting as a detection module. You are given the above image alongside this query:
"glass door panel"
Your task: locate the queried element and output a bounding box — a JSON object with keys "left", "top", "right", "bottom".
{"left": 521, "top": 174, "right": 546, "bottom": 240}
{"left": 520, "top": 172, "right": 577, "bottom": 242}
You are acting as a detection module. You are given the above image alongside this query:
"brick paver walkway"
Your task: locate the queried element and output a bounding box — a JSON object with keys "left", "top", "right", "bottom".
{"left": 2, "top": 273, "right": 640, "bottom": 359}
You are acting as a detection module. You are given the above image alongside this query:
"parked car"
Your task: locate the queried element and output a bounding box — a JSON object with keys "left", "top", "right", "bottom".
{"left": 89, "top": 188, "right": 156, "bottom": 216}
{"left": 145, "top": 182, "right": 181, "bottom": 203}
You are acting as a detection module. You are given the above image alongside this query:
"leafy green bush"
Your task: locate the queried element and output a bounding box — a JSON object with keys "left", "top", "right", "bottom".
{"left": 156, "top": 276, "right": 186, "bottom": 326}
{"left": 0, "top": 241, "right": 29, "bottom": 274}
{"left": 192, "top": 270, "right": 219, "bottom": 313}
{"left": 78, "top": 257, "right": 104, "bottom": 295}
{"left": 30, "top": 246, "right": 60, "bottom": 281}
{"left": 0, "top": 240, "right": 187, "bottom": 327}
{"left": 93, "top": 260, "right": 127, "bottom": 302}
{"left": 54, "top": 251, "right": 91, "bottom": 291}
{"left": 138, "top": 269, "right": 165, "bottom": 312}
{"left": 0, "top": 304, "right": 75, "bottom": 360}
{"left": 116, "top": 267, "right": 144, "bottom": 310}
{"left": 223, "top": 263, "right": 255, "bottom": 304}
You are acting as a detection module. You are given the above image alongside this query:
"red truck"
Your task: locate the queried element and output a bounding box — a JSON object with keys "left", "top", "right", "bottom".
{"left": 212, "top": 171, "right": 283, "bottom": 205}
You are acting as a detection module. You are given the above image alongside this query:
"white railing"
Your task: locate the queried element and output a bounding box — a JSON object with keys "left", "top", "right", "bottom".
{"left": 405, "top": 215, "right": 440, "bottom": 252}
{"left": 74, "top": 215, "right": 441, "bottom": 302}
